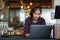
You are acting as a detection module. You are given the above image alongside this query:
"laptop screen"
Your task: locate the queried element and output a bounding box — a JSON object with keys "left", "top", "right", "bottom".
{"left": 30, "top": 25, "right": 52, "bottom": 39}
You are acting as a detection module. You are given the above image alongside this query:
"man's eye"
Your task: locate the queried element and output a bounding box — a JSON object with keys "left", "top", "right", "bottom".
{"left": 38, "top": 14, "right": 40, "bottom": 15}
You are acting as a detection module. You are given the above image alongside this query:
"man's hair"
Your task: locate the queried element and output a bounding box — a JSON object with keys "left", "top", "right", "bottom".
{"left": 30, "top": 6, "right": 42, "bottom": 17}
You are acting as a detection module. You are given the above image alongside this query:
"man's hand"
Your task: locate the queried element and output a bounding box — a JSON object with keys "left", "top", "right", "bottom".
{"left": 25, "top": 34, "right": 30, "bottom": 38}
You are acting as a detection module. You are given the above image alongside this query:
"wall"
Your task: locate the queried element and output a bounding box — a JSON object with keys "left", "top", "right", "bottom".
{"left": 41, "top": 9, "right": 56, "bottom": 25}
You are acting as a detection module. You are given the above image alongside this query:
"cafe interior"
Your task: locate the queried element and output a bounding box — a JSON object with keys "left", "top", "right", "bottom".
{"left": 0, "top": 0, "right": 60, "bottom": 40}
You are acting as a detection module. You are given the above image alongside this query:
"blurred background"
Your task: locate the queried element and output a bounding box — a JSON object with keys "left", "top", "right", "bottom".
{"left": 0, "top": 0, "right": 55, "bottom": 36}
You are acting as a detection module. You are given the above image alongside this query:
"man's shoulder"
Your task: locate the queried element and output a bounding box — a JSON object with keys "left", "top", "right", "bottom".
{"left": 39, "top": 17, "right": 45, "bottom": 21}
{"left": 26, "top": 17, "right": 31, "bottom": 21}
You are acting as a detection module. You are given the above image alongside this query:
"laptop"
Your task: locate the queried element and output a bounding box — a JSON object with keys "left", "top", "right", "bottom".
{"left": 30, "top": 25, "right": 52, "bottom": 39}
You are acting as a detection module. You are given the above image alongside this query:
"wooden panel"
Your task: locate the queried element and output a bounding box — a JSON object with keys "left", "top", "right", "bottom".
{"left": 9, "top": 2, "right": 21, "bottom": 8}
{"left": 6, "top": 0, "right": 53, "bottom": 9}
{"left": 9, "top": 0, "right": 19, "bottom": 1}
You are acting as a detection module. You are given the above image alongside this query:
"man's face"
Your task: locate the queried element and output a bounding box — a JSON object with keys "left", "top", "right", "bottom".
{"left": 33, "top": 9, "right": 41, "bottom": 21}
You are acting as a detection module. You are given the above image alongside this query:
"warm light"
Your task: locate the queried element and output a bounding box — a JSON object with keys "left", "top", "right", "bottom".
{"left": 27, "top": 6, "right": 30, "bottom": 9}
{"left": 21, "top": 6, "right": 23, "bottom": 8}
{"left": 7, "top": 6, "right": 9, "bottom": 8}
{"left": 30, "top": 2, "right": 33, "bottom": 6}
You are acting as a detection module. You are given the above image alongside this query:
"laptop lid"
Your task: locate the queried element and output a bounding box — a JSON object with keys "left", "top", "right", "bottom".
{"left": 30, "top": 25, "right": 52, "bottom": 39}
